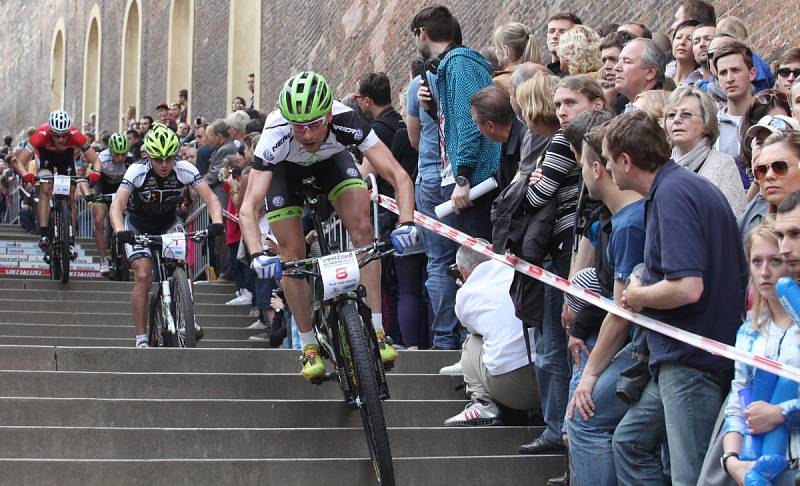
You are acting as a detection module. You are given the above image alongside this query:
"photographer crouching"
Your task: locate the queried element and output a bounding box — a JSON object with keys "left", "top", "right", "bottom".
{"left": 442, "top": 241, "right": 538, "bottom": 426}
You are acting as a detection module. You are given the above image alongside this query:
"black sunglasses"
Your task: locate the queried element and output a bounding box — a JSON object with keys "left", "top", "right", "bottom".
{"left": 753, "top": 160, "right": 790, "bottom": 180}
{"left": 777, "top": 68, "right": 800, "bottom": 78}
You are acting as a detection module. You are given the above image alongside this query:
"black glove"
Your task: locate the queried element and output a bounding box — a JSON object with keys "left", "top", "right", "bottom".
{"left": 207, "top": 223, "right": 225, "bottom": 237}
{"left": 115, "top": 230, "right": 135, "bottom": 245}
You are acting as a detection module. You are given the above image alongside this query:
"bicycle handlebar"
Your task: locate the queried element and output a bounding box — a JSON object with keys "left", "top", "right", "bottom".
{"left": 84, "top": 193, "right": 115, "bottom": 203}
{"left": 282, "top": 240, "right": 392, "bottom": 275}
{"left": 37, "top": 175, "right": 88, "bottom": 183}
{"left": 131, "top": 230, "right": 209, "bottom": 246}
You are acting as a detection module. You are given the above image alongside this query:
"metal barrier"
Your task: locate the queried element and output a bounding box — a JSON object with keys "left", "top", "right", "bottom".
{"left": 2, "top": 177, "right": 23, "bottom": 225}
{"left": 185, "top": 198, "right": 210, "bottom": 280}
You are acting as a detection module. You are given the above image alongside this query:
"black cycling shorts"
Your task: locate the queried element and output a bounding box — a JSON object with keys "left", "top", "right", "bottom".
{"left": 264, "top": 150, "right": 366, "bottom": 224}
{"left": 123, "top": 213, "right": 184, "bottom": 263}
{"left": 88, "top": 179, "right": 122, "bottom": 208}
{"left": 37, "top": 148, "right": 77, "bottom": 176}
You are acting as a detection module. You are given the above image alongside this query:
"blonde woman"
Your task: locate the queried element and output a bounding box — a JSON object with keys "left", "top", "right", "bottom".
{"left": 721, "top": 221, "right": 800, "bottom": 485}
{"left": 632, "top": 90, "right": 671, "bottom": 121}
{"left": 556, "top": 25, "right": 602, "bottom": 76}
{"left": 664, "top": 86, "right": 747, "bottom": 215}
{"left": 492, "top": 22, "right": 541, "bottom": 95}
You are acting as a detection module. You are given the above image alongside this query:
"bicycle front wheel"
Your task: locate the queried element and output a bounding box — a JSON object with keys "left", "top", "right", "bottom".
{"left": 57, "top": 198, "right": 70, "bottom": 283}
{"left": 340, "top": 301, "right": 395, "bottom": 486}
{"left": 171, "top": 267, "right": 197, "bottom": 348}
{"left": 147, "top": 291, "right": 165, "bottom": 347}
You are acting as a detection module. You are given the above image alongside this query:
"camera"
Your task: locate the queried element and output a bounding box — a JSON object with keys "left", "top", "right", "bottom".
{"left": 447, "top": 263, "right": 460, "bottom": 282}
{"left": 615, "top": 358, "right": 651, "bottom": 405}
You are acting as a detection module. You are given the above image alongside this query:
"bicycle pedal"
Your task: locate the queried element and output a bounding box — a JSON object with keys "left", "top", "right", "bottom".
{"left": 309, "top": 371, "right": 338, "bottom": 385}
{"left": 383, "top": 362, "right": 395, "bottom": 372}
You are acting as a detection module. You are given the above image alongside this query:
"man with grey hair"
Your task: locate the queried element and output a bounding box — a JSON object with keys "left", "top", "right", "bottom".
{"left": 613, "top": 38, "right": 666, "bottom": 112}
{"left": 442, "top": 241, "right": 538, "bottom": 427}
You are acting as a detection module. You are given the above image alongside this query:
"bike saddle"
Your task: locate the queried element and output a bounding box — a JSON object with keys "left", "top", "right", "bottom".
{"left": 296, "top": 177, "right": 324, "bottom": 198}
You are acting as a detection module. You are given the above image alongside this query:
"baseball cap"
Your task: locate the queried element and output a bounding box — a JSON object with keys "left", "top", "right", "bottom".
{"left": 746, "top": 115, "right": 800, "bottom": 139}
{"left": 155, "top": 102, "right": 169, "bottom": 111}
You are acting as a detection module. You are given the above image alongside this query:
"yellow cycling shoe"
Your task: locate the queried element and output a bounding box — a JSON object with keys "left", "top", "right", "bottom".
{"left": 375, "top": 330, "right": 398, "bottom": 365}
{"left": 301, "top": 344, "right": 326, "bottom": 381}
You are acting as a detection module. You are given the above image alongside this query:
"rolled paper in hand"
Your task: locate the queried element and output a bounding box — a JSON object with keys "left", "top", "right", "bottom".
{"left": 435, "top": 177, "right": 498, "bottom": 218}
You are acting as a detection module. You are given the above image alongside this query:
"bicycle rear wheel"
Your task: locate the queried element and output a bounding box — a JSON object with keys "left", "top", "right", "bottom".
{"left": 57, "top": 198, "right": 70, "bottom": 283}
{"left": 171, "top": 267, "right": 197, "bottom": 348}
{"left": 147, "top": 291, "right": 165, "bottom": 347}
{"left": 340, "top": 301, "right": 395, "bottom": 485}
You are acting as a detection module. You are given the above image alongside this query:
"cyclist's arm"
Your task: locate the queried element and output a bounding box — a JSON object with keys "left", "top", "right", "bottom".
{"left": 13, "top": 148, "right": 33, "bottom": 176}
{"left": 240, "top": 168, "right": 272, "bottom": 255}
{"left": 361, "top": 141, "right": 414, "bottom": 224}
{"left": 193, "top": 182, "right": 223, "bottom": 225}
{"left": 110, "top": 187, "right": 131, "bottom": 233}
{"left": 235, "top": 171, "right": 249, "bottom": 211}
{"left": 83, "top": 147, "right": 102, "bottom": 173}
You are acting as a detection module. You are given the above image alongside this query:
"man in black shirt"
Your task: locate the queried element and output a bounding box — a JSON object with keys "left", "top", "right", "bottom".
{"left": 545, "top": 12, "right": 582, "bottom": 78}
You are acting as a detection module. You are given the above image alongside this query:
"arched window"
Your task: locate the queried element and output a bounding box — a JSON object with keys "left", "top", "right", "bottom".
{"left": 51, "top": 18, "right": 66, "bottom": 111}
{"left": 227, "top": 0, "right": 261, "bottom": 112}
{"left": 82, "top": 6, "right": 102, "bottom": 134}
{"left": 167, "top": 0, "right": 194, "bottom": 120}
{"left": 120, "top": 0, "right": 142, "bottom": 131}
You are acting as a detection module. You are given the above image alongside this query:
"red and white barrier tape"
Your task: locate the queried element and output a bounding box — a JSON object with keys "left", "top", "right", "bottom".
{"left": 375, "top": 193, "right": 800, "bottom": 383}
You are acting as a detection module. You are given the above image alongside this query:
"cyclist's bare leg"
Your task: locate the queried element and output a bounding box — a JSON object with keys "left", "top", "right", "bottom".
{"left": 130, "top": 257, "right": 153, "bottom": 336}
{"left": 333, "top": 187, "right": 380, "bottom": 313}
{"left": 37, "top": 183, "right": 53, "bottom": 234}
{"left": 92, "top": 205, "right": 108, "bottom": 259}
{"left": 270, "top": 216, "right": 313, "bottom": 333}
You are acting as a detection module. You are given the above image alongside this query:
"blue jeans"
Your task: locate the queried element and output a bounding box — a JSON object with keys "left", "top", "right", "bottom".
{"left": 612, "top": 361, "right": 725, "bottom": 486}
{"left": 566, "top": 341, "right": 638, "bottom": 486}
{"left": 534, "top": 260, "right": 571, "bottom": 444}
{"left": 415, "top": 177, "right": 461, "bottom": 349}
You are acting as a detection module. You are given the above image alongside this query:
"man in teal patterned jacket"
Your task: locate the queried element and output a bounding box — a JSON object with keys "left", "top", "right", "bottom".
{"left": 411, "top": 4, "right": 501, "bottom": 240}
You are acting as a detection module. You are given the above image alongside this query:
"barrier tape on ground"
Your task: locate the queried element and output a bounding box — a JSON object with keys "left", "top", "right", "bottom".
{"left": 374, "top": 193, "right": 800, "bottom": 383}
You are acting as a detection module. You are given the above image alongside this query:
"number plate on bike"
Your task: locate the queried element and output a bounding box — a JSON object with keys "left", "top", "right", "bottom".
{"left": 318, "top": 251, "right": 360, "bottom": 299}
{"left": 53, "top": 175, "right": 71, "bottom": 195}
{"left": 161, "top": 233, "right": 187, "bottom": 260}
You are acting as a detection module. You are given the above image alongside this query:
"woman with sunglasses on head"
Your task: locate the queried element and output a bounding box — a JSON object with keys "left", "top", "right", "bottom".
{"left": 663, "top": 86, "right": 747, "bottom": 215}
{"left": 739, "top": 89, "right": 793, "bottom": 179}
{"left": 720, "top": 220, "right": 800, "bottom": 486}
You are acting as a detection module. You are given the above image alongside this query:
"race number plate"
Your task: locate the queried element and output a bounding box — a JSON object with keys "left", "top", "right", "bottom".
{"left": 161, "top": 233, "right": 187, "bottom": 260}
{"left": 318, "top": 251, "right": 360, "bottom": 300}
{"left": 53, "top": 175, "right": 71, "bottom": 195}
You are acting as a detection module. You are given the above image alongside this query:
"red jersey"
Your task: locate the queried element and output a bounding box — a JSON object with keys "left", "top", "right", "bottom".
{"left": 25, "top": 123, "right": 91, "bottom": 174}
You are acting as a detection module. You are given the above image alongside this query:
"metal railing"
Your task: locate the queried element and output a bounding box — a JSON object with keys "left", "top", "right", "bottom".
{"left": 2, "top": 177, "right": 23, "bottom": 225}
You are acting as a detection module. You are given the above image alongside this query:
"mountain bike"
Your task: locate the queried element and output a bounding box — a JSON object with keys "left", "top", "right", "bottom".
{"left": 129, "top": 230, "right": 207, "bottom": 348}
{"left": 37, "top": 174, "right": 86, "bottom": 283}
{"left": 281, "top": 177, "right": 395, "bottom": 486}
{"left": 84, "top": 193, "right": 130, "bottom": 281}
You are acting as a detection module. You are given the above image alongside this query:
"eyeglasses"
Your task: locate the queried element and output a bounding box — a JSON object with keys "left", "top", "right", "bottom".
{"left": 754, "top": 90, "right": 789, "bottom": 106}
{"left": 290, "top": 117, "right": 327, "bottom": 132}
{"left": 51, "top": 133, "right": 68, "bottom": 140}
{"left": 147, "top": 155, "right": 175, "bottom": 163}
{"left": 664, "top": 111, "right": 703, "bottom": 122}
{"left": 353, "top": 95, "right": 368, "bottom": 100}
{"left": 777, "top": 68, "right": 800, "bottom": 79}
{"left": 753, "top": 160, "right": 791, "bottom": 180}
{"left": 412, "top": 27, "right": 422, "bottom": 37}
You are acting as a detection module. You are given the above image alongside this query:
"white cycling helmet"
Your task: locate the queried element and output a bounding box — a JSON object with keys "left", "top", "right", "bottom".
{"left": 48, "top": 109, "right": 72, "bottom": 134}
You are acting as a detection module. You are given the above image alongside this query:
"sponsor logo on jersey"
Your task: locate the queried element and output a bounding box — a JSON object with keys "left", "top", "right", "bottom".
{"left": 332, "top": 124, "right": 363, "bottom": 140}
{"left": 272, "top": 133, "right": 291, "bottom": 152}
{"left": 272, "top": 196, "right": 285, "bottom": 207}
{"left": 346, "top": 168, "right": 359, "bottom": 178}
{"left": 263, "top": 151, "right": 275, "bottom": 162}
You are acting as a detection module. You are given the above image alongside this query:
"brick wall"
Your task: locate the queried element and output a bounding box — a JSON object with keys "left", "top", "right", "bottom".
{"left": 0, "top": 0, "right": 796, "bottom": 138}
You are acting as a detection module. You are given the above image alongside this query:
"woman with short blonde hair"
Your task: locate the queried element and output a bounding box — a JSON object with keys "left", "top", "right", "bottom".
{"left": 556, "top": 25, "right": 602, "bottom": 76}
{"left": 516, "top": 73, "right": 560, "bottom": 132}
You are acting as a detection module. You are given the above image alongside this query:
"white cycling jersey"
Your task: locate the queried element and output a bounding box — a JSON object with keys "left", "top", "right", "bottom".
{"left": 252, "top": 100, "right": 380, "bottom": 169}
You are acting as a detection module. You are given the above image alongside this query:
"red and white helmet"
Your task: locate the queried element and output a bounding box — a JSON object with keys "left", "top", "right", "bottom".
{"left": 48, "top": 109, "right": 72, "bottom": 134}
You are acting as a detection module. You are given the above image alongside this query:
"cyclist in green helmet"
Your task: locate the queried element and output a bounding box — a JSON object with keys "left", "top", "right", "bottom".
{"left": 240, "top": 71, "right": 418, "bottom": 381}
{"left": 110, "top": 124, "right": 225, "bottom": 347}
{"left": 88, "top": 132, "right": 135, "bottom": 275}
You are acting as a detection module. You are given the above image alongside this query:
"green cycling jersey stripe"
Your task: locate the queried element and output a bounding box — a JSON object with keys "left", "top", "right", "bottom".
{"left": 267, "top": 206, "right": 303, "bottom": 223}
{"left": 328, "top": 178, "right": 367, "bottom": 205}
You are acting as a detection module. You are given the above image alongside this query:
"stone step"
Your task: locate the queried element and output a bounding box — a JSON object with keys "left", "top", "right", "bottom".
{"left": 0, "top": 371, "right": 466, "bottom": 400}
{"left": 0, "top": 456, "right": 565, "bottom": 486}
{"left": 0, "top": 323, "right": 261, "bottom": 340}
{"left": 0, "top": 299, "right": 252, "bottom": 315}
{"left": 0, "top": 278, "right": 235, "bottom": 294}
{"left": 0, "top": 426, "right": 542, "bottom": 459}
{"left": 0, "top": 336, "right": 265, "bottom": 348}
{"left": 0, "top": 311, "right": 254, "bottom": 326}
{"left": 0, "top": 288, "right": 241, "bottom": 304}
{"left": 0, "top": 397, "right": 466, "bottom": 428}
{"left": 0, "top": 346, "right": 458, "bottom": 374}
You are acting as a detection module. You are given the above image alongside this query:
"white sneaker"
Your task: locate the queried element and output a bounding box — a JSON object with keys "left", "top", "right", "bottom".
{"left": 99, "top": 259, "right": 111, "bottom": 276}
{"left": 249, "top": 331, "right": 270, "bottom": 342}
{"left": 225, "top": 289, "right": 252, "bottom": 305}
{"left": 439, "top": 359, "right": 463, "bottom": 376}
{"left": 444, "top": 397, "right": 501, "bottom": 426}
{"left": 245, "top": 320, "right": 267, "bottom": 330}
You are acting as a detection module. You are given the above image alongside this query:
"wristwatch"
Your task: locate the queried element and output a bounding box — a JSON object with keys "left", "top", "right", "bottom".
{"left": 720, "top": 452, "right": 739, "bottom": 475}
{"left": 456, "top": 176, "right": 469, "bottom": 187}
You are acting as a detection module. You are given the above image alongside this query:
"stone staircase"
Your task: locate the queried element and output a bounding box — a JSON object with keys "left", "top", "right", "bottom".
{"left": 0, "top": 223, "right": 102, "bottom": 278}
{"left": 0, "top": 224, "right": 565, "bottom": 485}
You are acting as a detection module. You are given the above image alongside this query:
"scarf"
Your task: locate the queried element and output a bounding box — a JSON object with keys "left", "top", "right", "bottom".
{"left": 672, "top": 137, "right": 712, "bottom": 173}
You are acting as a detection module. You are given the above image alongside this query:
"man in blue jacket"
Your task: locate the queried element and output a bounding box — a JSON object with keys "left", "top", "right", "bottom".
{"left": 411, "top": 4, "right": 501, "bottom": 241}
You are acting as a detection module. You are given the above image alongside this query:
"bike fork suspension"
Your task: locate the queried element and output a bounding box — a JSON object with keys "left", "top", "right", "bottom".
{"left": 161, "top": 280, "right": 177, "bottom": 334}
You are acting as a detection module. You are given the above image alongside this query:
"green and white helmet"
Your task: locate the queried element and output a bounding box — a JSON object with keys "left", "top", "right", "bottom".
{"left": 107, "top": 132, "right": 129, "bottom": 154}
{"left": 142, "top": 123, "right": 179, "bottom": 159}
{"left": 278, "top": 71, "right": 333, "bottom": 123}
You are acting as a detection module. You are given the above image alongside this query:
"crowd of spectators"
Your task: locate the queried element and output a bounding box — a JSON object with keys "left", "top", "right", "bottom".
{"left": 1, "top": 1, "right": 800, "bottom": 484}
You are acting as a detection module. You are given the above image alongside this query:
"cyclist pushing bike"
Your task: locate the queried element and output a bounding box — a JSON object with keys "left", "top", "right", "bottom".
{"left": 86, "top": 132, "right": 134, "bottom": 276}
{"left": 109, "top": 124, "right": 224, "bottom": 348}
{"left": 13, "top": 109, "right": 102, "bottom": 257}
{"left": 240, "top": 71, "right": 418, "bottom": 381}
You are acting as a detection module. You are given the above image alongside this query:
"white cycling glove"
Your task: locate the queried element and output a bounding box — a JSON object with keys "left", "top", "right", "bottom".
{"left": 251, "top": 253, "right": 282, "bottom": 279}
{"left": 390, "top": 223, "right": 418, "bottom": 254}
